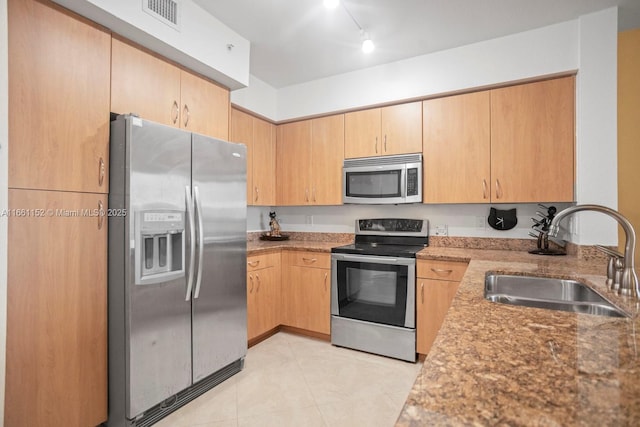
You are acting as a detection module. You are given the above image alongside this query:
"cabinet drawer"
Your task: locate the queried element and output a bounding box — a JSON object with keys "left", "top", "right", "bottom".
{"left": 287, "top": 251, "right": 331, "bottom": 269}
{"left": 417, "top": 260, "right": 468, "bottom": 282}
{"left": 247, "top": 252, "right": 280, "bottom": 271}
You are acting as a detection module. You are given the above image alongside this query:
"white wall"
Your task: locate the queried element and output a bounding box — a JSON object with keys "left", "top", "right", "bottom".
{"left": 270, "top": 203, "right": 572, "bottom": 240}
{"left": 230, "top": 75, "right": 279, "bottom": 120}
{"left": 236, "top": 9, "right": 620, "bottom": 247}
{"left": 52, "top": 0, "right": 250, "bottom": 90}
{"left": 0, "top": 0, "right": 7, "bottom": 422}
{"left": 574, "top": 8, "right": 619, "bottom": 245}
{"left": 275, "top": 19, "right": 579, "bottom": 121}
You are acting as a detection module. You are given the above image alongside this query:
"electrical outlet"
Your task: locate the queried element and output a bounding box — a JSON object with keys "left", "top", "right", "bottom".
{"left": 434, "top": 224, "right": 448, "bottom": 236}
{"left": 475, "top": 216, "right": 486, "bottom": 229}
{"left": 305, "top": 215, "right": 313, "bottom": 225}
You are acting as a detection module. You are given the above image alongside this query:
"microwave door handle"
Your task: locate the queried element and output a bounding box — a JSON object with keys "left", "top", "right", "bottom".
{"left": 401, "top": 167, "right": 407, "bottom": 199}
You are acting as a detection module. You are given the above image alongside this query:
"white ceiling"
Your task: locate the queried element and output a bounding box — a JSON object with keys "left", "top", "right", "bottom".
{"left": 194, "top": 0, "right": 640, "bottom": 89}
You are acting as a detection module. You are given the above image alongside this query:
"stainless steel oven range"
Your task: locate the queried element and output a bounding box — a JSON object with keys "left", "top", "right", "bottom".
{"left": 331, "top": 218, "right": 428, "bottom": 362}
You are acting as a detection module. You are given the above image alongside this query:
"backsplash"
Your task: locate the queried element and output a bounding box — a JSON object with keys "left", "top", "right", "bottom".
{"left": 248, "top": 203, "right": 574, "bottom": 241}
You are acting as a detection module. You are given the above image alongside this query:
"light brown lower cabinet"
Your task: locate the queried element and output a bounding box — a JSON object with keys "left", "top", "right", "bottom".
{"left": 416, "top": 260, "right": 468, "bottom": 355}
{"left": 6, "top": 189, "right": 108, "bottom": 427}
{"left": 246, "top": 252, "right": 281, "bottom": 341}
{"left": 281, "top": 250, "right": 331, "bottom": 335}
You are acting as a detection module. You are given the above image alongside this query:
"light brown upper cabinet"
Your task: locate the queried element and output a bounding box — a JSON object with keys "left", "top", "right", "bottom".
{"left": 8, "top": 0, "right": 111, "bottom": 193}
{"left": 490, "top": 76, "right": 575, "bottom": 203}
{"left": 277, "top": 115, "right": 344, "bottom": 205}
{"left": 111, "top": 38, "right": 230, "bottom": 140}
{"left": 230, "top": 108, "right": 276, "bottom": 206}
{"left": 423, "top": 91, "right": 491, "bottom": 203}
{"left": 345, "top": 102, "right": 422, "bottom": 158}
{"left": 423, "top": 76, "right": 575, "bottom": 204}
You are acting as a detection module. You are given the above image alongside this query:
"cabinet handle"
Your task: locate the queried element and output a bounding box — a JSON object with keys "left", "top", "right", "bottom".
{"left": 247, "top": 260, "right": 260, "bottom": 267}
{"left": 495, "top": 179, "right": 502, "bottom": 199}
{"left": 431, "top": 268, "right": 453, "bottom": 275}
{"left": 172, "top": 100, "right": 179, "bottom": 124}
{"left": 249, "top": 274, "right": 254, "bottom": 293}
{"left": 482, "top": 179, "right": 487, "bottom": 199}
{"left": 255, "top": 186, "right": 259, "bottom": 202}
{"left": 324, "top": 272, "right": 328, "bottom": 291}
{"left": 305, "top": 188, "right": 309, "bottom": 202}
{"left": 183, "top": 104, "right": 190, "bottom": 127}
{"left": 313, "top": 188, "right": 317, "bottom": 203}
{"left": 256, "top": 273, "right": 261, "bottom": 292}
{"left": 98, "top": 157, "right": 105, "bottom": 187}
{"left": 302, "top": 257, "right": 317, "bottom": 263}
{"left": 421, "top": 282, "right": 424, "bottom": 304}
{"left": 384, "top": 134, "right": 387, "bottom": 152}
{"left": 375, "top": 137, "right": 378, "bottom": 154}
{"left": 98, "top": 200, "right": 104, "bottom": 230}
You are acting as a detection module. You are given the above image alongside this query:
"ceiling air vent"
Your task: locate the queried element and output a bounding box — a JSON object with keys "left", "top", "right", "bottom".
{"left": 142, "top": 0, "right": 180, "bottom": 30}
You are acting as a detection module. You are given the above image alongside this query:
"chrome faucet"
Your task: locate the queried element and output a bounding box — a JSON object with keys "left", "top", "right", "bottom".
{"left": 548, "top": 204, "right": 639, "bottom": 298}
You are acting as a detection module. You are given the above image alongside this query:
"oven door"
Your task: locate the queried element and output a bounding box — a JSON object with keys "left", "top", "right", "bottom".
{"left": 331, "top": 253, "right": 415, "bottom": 328}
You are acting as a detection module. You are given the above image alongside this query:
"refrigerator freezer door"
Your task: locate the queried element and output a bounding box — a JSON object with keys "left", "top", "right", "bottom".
{"left": 126, "top": 117, "right": 193, "bottom": 417}
{"left": 191, "top": 133, "right": 248, "bottom": 382}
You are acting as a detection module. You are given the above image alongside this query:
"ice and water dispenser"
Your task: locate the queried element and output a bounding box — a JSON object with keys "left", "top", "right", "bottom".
{"left": 135, "top": 210, "right": 185, "bottom": 285}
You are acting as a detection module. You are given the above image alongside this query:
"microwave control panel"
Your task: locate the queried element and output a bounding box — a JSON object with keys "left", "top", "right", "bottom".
{"left": 406, "top": 168, "right": 419, "bottom": 196}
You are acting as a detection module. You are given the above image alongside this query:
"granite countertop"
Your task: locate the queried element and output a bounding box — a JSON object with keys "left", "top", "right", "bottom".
{"left": 399, "top": 248, "right": 640, "bottom": 426}
{"left": 247, "top": 239, "right": 342, "bottom": 255}
{"left": 246, "top": 236, "right": 640, "bottom": 424}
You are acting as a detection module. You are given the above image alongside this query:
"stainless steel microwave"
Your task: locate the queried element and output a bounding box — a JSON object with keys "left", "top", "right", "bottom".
{"left": 343, "top": 153, "right": 422, "bottom": 204}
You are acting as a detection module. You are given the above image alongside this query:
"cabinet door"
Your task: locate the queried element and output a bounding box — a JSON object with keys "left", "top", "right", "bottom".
{"left": 111, "top": 37, "right": 181, "bottom": 127}
{"left": 253, "top": 118, "right": 277, "bottom": 205}
{"left": 180, "top": 70, "right": 230, "bottom": 139}
{"left": 276, "top": 121, "right": 312, "bottom": 205}
{"left": 254, "top": 267, "right": 279, "bottom": 336}
{"left": 416, "top": 278, "right": 460, "bottom": 355}
{"left": 311, "top": 115, "right": 344, "bottom": 205}
{"left": 490, "top": 76, "right": 575, "bottom": 202}
{"left": 8, "top": 0, "right": 111, "bottom": 193}
{"left": 6, "top": 189, "right": 108, "bottom": 427}
{"left": 344, "top": 108, "right": 380, "bottom": 158}
{"left": 247, "top": 272, "right": 260, "bottom": 340}
{"left": 230, "top": 108, "right": 254, "bottom": 204}
{"left": 423, "top": 92, "right": 491, "bottom": 203}
{"left": 381, "top": 102, "right": 423, "bottom": 156}
{"left": 284, "top": 265, "right": 330, "bottom": 334}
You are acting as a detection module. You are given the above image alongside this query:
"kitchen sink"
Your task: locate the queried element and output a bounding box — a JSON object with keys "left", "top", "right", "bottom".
{"left": 484, "top": 274, "right": 629, "bottom": 318}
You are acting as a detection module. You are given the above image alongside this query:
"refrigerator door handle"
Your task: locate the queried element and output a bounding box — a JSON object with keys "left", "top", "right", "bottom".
{"left": 185, "top": 185, "right": 196, "bottom": 301}
{"left": 193, "top": 186, "right": 205, "bottom": 299}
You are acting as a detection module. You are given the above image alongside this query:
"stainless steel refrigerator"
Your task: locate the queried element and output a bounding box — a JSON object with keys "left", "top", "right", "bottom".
{"left": 108, "top": 114, "right": 247, "bottom": 427}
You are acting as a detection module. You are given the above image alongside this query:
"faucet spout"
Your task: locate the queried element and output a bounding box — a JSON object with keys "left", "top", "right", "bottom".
{"left": 548, "top": 204, "right": 638, "bottom": 298}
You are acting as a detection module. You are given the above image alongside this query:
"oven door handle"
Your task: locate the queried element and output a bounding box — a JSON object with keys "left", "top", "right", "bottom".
{"left": 332, "top": 254, "right": 414, "bottom": 265}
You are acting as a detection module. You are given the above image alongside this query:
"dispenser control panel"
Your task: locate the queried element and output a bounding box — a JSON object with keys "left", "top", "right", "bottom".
{"left": 135, "top": 209, "right": 186, "bottom": 285}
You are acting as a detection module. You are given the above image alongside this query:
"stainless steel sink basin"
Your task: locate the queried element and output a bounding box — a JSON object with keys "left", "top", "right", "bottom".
{"left": 484, "top": 274, "right": 629, "bottom": 318}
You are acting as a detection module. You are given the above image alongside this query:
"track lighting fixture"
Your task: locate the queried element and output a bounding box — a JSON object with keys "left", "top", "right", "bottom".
{"left": 323, "top": 0, "right": 374, "bottom": 54}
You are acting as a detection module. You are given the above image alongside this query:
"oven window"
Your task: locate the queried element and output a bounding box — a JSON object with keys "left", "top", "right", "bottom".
{"left": 345, "top": 170, "right": 401, "bottom": 198}
{"left": 335, "top": 261, "right": 409, "bottom": 327}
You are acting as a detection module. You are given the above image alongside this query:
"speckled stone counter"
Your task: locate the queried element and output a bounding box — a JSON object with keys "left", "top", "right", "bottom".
{"left": 398, "top": 248, "right": 640, "bottom": 426}
{"left": 247, "top": 231, "right": 353, "bottom": 256}
{"left": 247, "top": 239, "right": 343, "bottom": 255}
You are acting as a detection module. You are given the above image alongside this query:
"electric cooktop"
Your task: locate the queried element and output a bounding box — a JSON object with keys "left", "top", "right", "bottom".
{"left": 331, "top": 218, "right": 429, "bottom": 258}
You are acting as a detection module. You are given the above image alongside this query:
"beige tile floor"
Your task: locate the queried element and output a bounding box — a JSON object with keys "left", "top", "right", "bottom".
{"left": 155, "top": 332, "right": 422, "bottom": 427}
